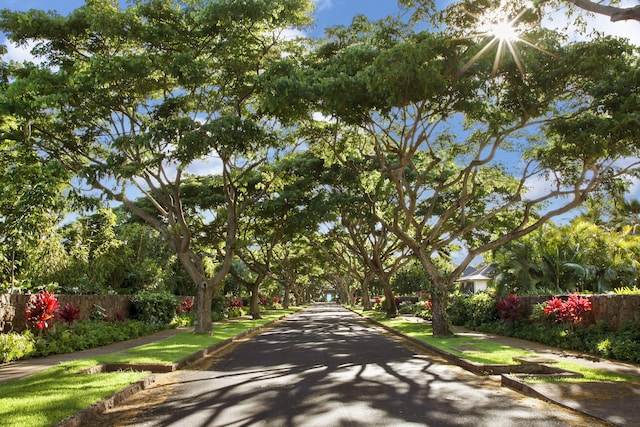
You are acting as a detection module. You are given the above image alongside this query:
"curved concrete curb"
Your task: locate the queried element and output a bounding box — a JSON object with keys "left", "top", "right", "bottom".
{"left": 57, "top": 375, "right": 156, "bottom": 427}
{"left": 54, "top": 310, "right": 301, "bottom": 427}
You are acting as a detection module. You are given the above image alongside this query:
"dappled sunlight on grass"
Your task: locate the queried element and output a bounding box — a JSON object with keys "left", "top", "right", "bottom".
{"left": 524, "top": 361, "right": 640, "bottom": 383}
{"left": 96, "top": 309, "right": 299, "bottom": 365}
{"left": 377, "top": 315, "right": 532, "bottom": 365}
{"left": 0, "top": 362, "right": 147, "bottom": 427}
{"left": 0, "top": 308, "right": 303, "bottom": 427}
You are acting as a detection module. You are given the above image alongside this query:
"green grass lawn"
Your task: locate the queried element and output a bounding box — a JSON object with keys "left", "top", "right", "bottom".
{"left": 524, "top": 360, "right": 639, "bottom": 383}
{"left": 0, "top": 309, "right": 300, "bottom": 427}
{"left": 97, "top": 310, "right": 297, "bottom": 365}
{"left": 360, "top": 310, "right": 640, "bottom": 384}
{"left": 0, "top": 360, "right": 148, "bottom": 427}
{"left": 376, "top": 315, "right": 534, "bottom": 364}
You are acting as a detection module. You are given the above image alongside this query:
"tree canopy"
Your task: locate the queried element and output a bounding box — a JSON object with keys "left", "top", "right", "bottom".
{"left": 1, "top": 0, "right": 639, "bottom": 336}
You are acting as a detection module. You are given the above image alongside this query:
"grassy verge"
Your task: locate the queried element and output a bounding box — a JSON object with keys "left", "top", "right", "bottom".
{"left": 0, "top": 360, "right": 148, "bottom": 427}
{"left": 523, "top": 361, "right": 639, "bottom": 383}
{"left": 0, "top": 308, "right": 300, "bottom": 427}
{"left": 375, "top": 315, "right": 534, "bottom": 364}
{"left": 97, "top": 310, "right": 298, "bottom": 365}
{"left": 358, "top": 310, "right": 640, "bottom": 383}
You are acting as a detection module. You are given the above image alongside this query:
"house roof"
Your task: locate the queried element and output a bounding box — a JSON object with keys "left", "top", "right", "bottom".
{"left": 457, "top": 264, "right": 495, "bottom": 282}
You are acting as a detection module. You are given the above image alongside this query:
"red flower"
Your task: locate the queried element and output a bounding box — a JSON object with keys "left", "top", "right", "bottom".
{"left": 25, "top": 291, "right": 59, "bottom": 331}
{"left": 495, "top": 294, "right": 522, "bottom": 321}
{"left": 543, "top": 294, "right": 592, "bottom": 324}
{"left": 58, "top": 303, "right": 81, "bottom": 324}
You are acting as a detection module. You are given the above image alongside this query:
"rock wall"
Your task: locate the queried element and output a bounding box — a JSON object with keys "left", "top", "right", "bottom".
{"left": 0, "top": 294, "right": 133, "bottom": 333}
{"left": 519, "top": 294, "right": 640, "bottom": 329}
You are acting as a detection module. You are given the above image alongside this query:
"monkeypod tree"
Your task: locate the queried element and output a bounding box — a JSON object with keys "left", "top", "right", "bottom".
{"left": 0, "top": 0, "right": 313, "bottom": 333}
{"left": 262, "top": 1, "right": 640, "bottom": 335}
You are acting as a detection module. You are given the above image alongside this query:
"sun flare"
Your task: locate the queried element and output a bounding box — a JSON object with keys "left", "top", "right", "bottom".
{"left": 455, "top": 2, "right": 557, "bottom": 79}
{"left": 490, "top": 19, "right": 520, "bottom": 41}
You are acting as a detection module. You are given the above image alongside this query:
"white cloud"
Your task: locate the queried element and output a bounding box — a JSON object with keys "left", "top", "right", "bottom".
{"left": 186, "top": 155, "right": 224, "bottom": 177}
{"left": 2, "top": 39, "right": 46, "bottom": 64}
{"left": 312, "top": 111, "right": 334, "bottom": 122}
{"left": 314, "top": 0, "right": 333, "bottom": 12}
{"left": 541, "top": 1, "right": 640, "bottom": 45}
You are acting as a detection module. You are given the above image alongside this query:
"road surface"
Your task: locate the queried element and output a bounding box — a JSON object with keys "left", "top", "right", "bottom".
{"left": 94, "top": 304, "right": 607, "bottom": 426}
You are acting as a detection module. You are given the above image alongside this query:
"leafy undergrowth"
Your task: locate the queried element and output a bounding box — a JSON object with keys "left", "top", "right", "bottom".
{"left": 96, "top": 310, "right": 299, "bottom": 365}
{"left": 0, "top": 360, "right": 147, "bottom": 427}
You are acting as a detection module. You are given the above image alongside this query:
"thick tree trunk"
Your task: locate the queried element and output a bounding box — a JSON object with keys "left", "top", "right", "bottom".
{"left": 381, "top": 274, "right": 397, "bottom": 317}
{"left": 431, "top": 286, "right": 453, "bottom": 337}
{"left": 361, "top": 272, "right": 373, "bottom": 310}
{"left": 248, "top": 276, "right": 264, "bottom": 320}
{"left": 283, "top": 285, "right": 290, "bottom": 309}
{"left": 194, "top": 282, "right": 214, "bottom": 333}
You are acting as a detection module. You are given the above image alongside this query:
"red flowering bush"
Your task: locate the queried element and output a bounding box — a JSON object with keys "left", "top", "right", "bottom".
{"left": 57, "top": 303, "right": 81, "bottom": 324}
{"left": 543, "top": 294, "right": 592, "bottom": 325}
{"left": 273, "top": 296, "right": 280, "bottom": 304}
{"left": 25, "top": 291, "right": 59, "bottom": 331}
{"left": 228, "top": 298, "right": 243, "bottom": 308}
{"left": 424, "top": 298, "right": 433, "bottom": 310}
{"left": 258, "top": 295, "right": 268, "bottom": 306}
{"left": 495, "top": 294, "right": 522, "bottom": 321}
{"left": 176, "top": 299, "right": 193, "bottom": 314}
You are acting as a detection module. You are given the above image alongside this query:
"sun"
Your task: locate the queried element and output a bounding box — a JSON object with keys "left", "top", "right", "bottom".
{"left": 455, "top": 2, "right": 557, "bottom": 79}
{"left": 490, "top": 19, "right": 521, "bottom": 42}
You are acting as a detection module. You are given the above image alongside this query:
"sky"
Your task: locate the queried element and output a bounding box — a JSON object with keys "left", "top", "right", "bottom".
{"left": 2, "top": 0, "right": 639, "bottom": 46}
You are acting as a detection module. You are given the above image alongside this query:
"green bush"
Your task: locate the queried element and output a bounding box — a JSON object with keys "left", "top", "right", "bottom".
{"left": 211, "top": 294, "right": 227, "bottom": 319}
{"left": 33, "top": 320, "right": 161, "bottom": 357}
{"left": 397, "top": 301, "right": 415, "bottom": 314}
{"left": 131, "top": 290, "right": 177, "bottom": 325}
{"left": 448, "top": 292, "right": 498, "bottom": 329}
{"left": 227, "top": 307, "right": 245, "bottom": 318}
{"left": 0, "top": 331, "right": 36, "bottom": 363}
{"left": 476, "top": 315, "right": 640, "bottom": 365}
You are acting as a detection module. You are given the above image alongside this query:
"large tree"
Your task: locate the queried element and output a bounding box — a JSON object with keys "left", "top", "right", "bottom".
{"left": 263, "top": 4, "right": 640, "bottom": 335}
{"left": 554, "top": 0, "right": 640, "bottom": 23}
{"left": 0, "top": 0, "right": 312, "bottom": 332}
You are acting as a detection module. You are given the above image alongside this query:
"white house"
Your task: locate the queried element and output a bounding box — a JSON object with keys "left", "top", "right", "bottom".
{"left": 457, "top": 264, "right": 495, "bottom": 293}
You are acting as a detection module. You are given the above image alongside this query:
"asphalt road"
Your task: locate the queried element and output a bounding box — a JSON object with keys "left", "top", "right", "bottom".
{"left": 93, "top": 304, "right": 608, "bottom": 426}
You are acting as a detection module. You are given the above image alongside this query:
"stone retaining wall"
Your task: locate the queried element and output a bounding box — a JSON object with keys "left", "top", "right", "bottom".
{"left": 0, "top": 294, "right": 133, "bottom": 333}
{"left": 519, "top": 294, "right": 640, "bottom": 329}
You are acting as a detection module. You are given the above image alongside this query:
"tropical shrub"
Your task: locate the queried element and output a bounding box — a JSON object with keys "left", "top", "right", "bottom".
{"left": 495, "top": 294, "right": 522, "bottom": 321}
{"left": 613, "top": 285, "right": 640, "bottom": 295}
{"left": 131, "top": 290, "right": 177, "bottom": 325}
{"left": 58, "top": 303, "right": 81, "bottom": 324}
{"left": 33, "top": 319, "right": 160, "bottom": 356}
{"left": 228, "top": 297, "right": 243, "bottom": 309}
{"left": 24, "top": 291, "right": 59, "bottom": 331}
{"left": 0, "top": 331, "right": 36, "bottom": 363}
{"left": 227, "top": 307, "right": 245, "bottom": 318}
{"left": 415, "top": 298, "right": 433, "bottom": 320}
{"left": 448, "top": 292, "right": 498, "bottom": 329}
{"left": 398, "top": 301, "right": 415, "bottom": 314}
{"left": 91, "top": 304, "right": 108, "bottom": 321}
{"left": 176, "top": 298, "right": 193, "bottom": 314}
{"left": 543, "top": 294, "right": 592, "bottom": 325}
